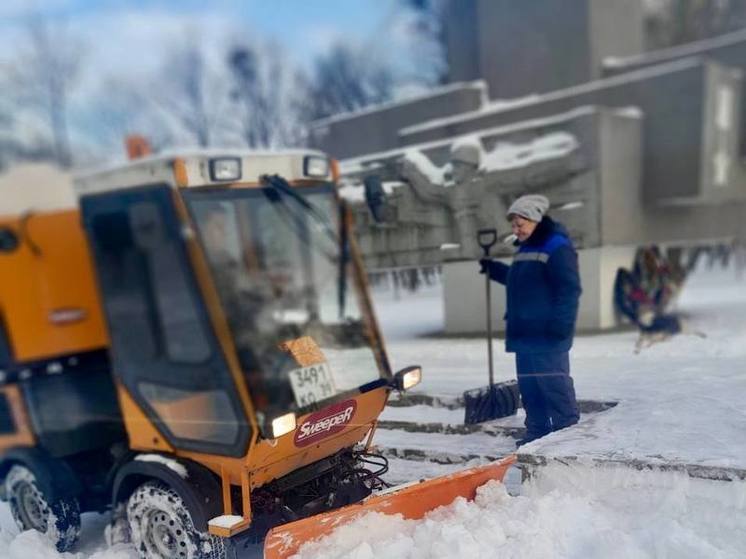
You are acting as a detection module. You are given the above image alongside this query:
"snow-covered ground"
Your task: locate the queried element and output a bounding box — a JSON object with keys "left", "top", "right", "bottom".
{"left": 293, "top": 464, "right": 746, "bottom": 559}
{"left": 294, "top": 263, "right": 746, "bottom": 558}
{"left": 2, "top": 263, "right": 745, "bottom": 558}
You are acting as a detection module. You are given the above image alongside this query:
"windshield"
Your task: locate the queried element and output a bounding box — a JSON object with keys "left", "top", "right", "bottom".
{"left": 185, "top": 183, "right": 387, "bottom": 421}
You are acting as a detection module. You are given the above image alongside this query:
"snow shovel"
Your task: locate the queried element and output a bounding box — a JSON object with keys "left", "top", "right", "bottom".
{"left": 463, "top": 229, "right": 516, "bottom": 425}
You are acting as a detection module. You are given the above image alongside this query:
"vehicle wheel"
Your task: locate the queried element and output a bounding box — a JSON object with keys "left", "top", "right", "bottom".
{"left": 126, "top": 481, "right": 226, "bottom": 559}
{"left": 4, "top": 464, "right": 81, "bottom": 551}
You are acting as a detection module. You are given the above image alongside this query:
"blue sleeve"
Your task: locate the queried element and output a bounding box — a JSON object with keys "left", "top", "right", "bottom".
{"left": 486, "top": 261, "right": 509, "bottom": 285}
{"left": 546, "top": 244, "right": 582, "bottom": 337}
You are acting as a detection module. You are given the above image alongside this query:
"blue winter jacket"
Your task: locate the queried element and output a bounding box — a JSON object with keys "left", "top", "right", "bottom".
{"left": 484, "top": 217, "right": 582, "bottom": 353}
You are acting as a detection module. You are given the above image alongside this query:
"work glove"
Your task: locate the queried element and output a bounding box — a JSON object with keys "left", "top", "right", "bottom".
{"left": 478, "top": 258, "right": 492, "bottom": 274}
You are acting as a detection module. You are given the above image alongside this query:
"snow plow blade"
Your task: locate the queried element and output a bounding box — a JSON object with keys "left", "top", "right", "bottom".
{"left": 263, "top": 454, "right": 517, "bottom": 559}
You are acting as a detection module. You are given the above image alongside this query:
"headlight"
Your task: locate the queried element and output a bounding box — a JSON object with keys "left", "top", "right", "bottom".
{"left": 393, "top": 366, "right": 422, "bottom": 391}
{"left": 270, "top": 412, "right": 297, "bottom": 438}
{"left": 209, "top": 158, "right": 242, "bottom": 181}
{"left": 304, "top": 155, "right": 330, "bottom": 178}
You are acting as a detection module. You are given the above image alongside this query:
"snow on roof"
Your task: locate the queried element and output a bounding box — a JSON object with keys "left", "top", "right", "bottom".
{"left": 481, "top": 132, "right": 578, "bottom": 173}
{"left": 308, "top": 80, "right": 488, "bottom": 128}
{"left": 346, "top": 129, "right": 578, "bottom": 188}
{"left": 603, "top": 27, "right": 746, "bottom": 70}
{"left": 398, "top": 58, "right": 701, "bottom": 138}
{"left": 340, "top": 105, "right": 600, "bottom": 178}
{"left": 0, "top": 163, "right": 76, "bottom": 217}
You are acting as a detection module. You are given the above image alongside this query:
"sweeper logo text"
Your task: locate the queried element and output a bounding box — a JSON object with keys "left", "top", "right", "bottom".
{"left": 294, "top": 400, "right": 357, "bottom": 447}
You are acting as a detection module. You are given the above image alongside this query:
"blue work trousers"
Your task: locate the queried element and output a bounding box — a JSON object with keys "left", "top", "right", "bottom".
{"left": 515, "top": 351, "right": 580, "bottom": 438}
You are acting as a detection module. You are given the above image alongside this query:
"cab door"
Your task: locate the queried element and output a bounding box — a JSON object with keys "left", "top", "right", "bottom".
{"left": 81, "top": 184, "right": 251, "bottom": 457}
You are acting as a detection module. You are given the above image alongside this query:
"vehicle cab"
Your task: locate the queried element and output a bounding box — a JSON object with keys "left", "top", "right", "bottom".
{"left": 74, "top": 149, "right": 421, "bottom": 544}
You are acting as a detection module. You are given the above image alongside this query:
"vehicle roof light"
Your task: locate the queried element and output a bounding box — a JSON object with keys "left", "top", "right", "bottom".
{"left": 209, "top": 158, "right": 242, "bottom": 182}
{"left": 270, "top": 412, "right": 297, "bottom": 439}
{"left": 304, "top": 155, "right": 330, "bottom": 178}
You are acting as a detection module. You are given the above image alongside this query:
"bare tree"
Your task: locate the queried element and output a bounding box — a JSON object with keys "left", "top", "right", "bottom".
{"left": 150, "top": 38, "right": 232, "bottom": 148}
{"left": 226, "top": 41, "right": 308, "bottom": 148}
{"left": 6, "top": 17, "right": 83, "bottom": 167}
{"left": 308, "top": 42, "right": 395, "bottom": 120}
{"left": 79, "top": 76, "right": 177, "bottom": 164}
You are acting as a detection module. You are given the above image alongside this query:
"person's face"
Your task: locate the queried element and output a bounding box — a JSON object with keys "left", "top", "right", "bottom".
{"left": 510, "top": 214, "right": 538, "bottom": 242}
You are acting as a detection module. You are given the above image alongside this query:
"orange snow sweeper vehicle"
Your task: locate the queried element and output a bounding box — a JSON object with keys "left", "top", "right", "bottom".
{"left": 0, "top": 149, "right": 515, "bottom": 558}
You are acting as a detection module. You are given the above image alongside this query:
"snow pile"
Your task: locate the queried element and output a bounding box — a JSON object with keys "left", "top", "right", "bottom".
{"left": 292, "top": 462, "right": 746, "bottom": 559}
{"left": 480, "top": 132, "right": 578, "bottom": 172}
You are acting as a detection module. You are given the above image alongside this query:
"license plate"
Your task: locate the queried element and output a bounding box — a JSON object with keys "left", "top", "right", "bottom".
{"left": 288, "top": 362, "right": 337, "bottom": 407}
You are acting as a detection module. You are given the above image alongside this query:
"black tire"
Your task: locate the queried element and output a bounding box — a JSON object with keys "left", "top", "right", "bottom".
{"left": 4, "top": 464, "right": 81, "bottom": 552}
{"left": 127, "top": 481, "right": 226, "bottom": 559}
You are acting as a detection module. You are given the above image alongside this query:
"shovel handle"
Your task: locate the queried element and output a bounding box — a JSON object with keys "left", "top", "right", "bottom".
{"left": 477, "top": 230, "right": 497, "bottom": 387}
{"left": 477, "top": 229, "right": 498, "bottom": 257}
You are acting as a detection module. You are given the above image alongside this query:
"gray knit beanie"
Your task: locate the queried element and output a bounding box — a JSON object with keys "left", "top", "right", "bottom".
{"left": 507, "top": 194, "right": 550, "bottom": 222}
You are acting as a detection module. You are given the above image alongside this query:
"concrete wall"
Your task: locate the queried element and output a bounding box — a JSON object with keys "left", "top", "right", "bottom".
{"left": 603, "top": 29, "right": 746, "bottom": 156}
{"left": 399, "top": 59, "right": 746, "bottom": 206}
{"left": 307, "top": 82, "right": 486, "bottom": 160}
{"left": 444, "top": 0, "right": 480, "bottom": 84}
{"left": 443, "top": 0, "right": 643, "bottom": 100}
{"left": 442, "top": 245, "right": 638, "bottom": 335}
{"left": 588, "top": 0, "right": 645, "bottom": 80}
{"left": 475, "top": 0, "right": 591, "bottom": 100}
{"left": 344, "top": 106, "right": 638, "bottom": 269}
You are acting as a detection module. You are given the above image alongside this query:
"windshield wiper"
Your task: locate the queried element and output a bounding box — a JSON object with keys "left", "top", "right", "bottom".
{"left": 261, "top": 175, "right": 337, "bottom": 245}
{"left": 260, "top": 174, "right": 350, "bottom": 320}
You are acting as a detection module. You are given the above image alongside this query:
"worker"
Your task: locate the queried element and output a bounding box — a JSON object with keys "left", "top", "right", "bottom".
{"left": 479, "top": 194, "right": 582, "bottom": 446}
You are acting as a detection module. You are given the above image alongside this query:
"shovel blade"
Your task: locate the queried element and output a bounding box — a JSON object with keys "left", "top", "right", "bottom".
{"left": 463, "top": 380, "right": 520, "bottom": 424}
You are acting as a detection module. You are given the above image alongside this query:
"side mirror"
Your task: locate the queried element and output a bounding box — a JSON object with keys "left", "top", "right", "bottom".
{"left": 363, "top": 175, "right": 387, "bottom": 223}
{"left": 392, "top": 365, "right": 422, "bottom": 391}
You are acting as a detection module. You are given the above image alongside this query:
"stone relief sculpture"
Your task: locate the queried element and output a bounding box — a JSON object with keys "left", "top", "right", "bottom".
{"left": 342, "top": 132, "right": 587, "bottom": 268}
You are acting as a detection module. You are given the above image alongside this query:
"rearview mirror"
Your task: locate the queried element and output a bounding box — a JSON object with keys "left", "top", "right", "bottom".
{"left": 392, "top": 365, "right": 422, "bottom": 391}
